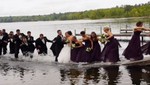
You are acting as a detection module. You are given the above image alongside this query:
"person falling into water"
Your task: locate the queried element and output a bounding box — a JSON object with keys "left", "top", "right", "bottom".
{"left": 8, "top": 31, "right": 15, "bottom": 54}
{"left": 50, "top": 30, "right": 65, "bottom": 62}
{"left": 123, "top": 21, "right": 150, "bottom": 61}
{"left": 35, "top": 34, "right": 53, "bottom": 55}
{"left": 1, "top": 29, "right": 9, "bottom": 55}
{"left": 26, "top": 31, "right": 35, "bottom": 58}
{"left": 13, "top": 29, "right": 22, "bottom": 59}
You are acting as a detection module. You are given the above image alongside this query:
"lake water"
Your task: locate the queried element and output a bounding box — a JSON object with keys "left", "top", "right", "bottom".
{"left": 0, "top": 18, "right": 150, "bottom": 85}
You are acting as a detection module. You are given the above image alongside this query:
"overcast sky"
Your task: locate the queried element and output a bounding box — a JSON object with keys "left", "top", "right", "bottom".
{"left": 0, "top": 0, "right": 149, "bottom": 16}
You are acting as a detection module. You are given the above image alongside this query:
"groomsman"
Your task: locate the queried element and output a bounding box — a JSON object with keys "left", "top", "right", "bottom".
{"left": 20, "top": 36, "right": 29, "bottom": 56}
{"left": 2, "top": 29, "right": 9, "bottom": 55}
{"left": 35, "top": 34, "right": 52, "bottom": 55}
{"left": 50, "top": 30, "right": 64, "bottom": 62}
{"left": 8, "top": 31, "right": 15, "bottom": 54}
{"left": 26, "top": 31, "right": 35, "bottom": 58}
{"left": 13, "top": 29, "right": 22, "bottom": 59}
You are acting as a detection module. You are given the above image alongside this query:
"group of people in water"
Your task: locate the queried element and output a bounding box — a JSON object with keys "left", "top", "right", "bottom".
{"left": 0, "top": 21, "right": 150, "bottom": 64}
{"left": 0, "top": 29, "right": 53, "bottom": 59}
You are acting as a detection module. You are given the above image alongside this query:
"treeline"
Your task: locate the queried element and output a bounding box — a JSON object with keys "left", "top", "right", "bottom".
{"left": 0, "top": 2, "right": 150, "bottom": 22}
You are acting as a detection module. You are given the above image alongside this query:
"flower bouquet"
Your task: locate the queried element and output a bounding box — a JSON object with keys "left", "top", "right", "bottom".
{"left": 71, "top": 44, "right": 76, "bottom": 49}
{"left": 65, "top": 39, "right": 70, "bottom": 43}
{"left": 99, "top": 34, "right": 109, "bottom": 44}
{"left": 86, "top": 47, "right": 92, "bottom": 52}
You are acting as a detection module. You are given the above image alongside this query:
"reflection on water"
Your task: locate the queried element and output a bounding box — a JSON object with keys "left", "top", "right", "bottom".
{"left": 59, "top": 65, "right": 150, "bottom": 85}
{"left": 103, "top": 66, "right": 120, "bottom": 85}
{"left": 126, "top": 65, "right": 150, "bottom": 85}
{"left": 59, "top": 66, "right": 121, "bottom": 85}
{"left": 84, "top": 68, "right": 100, "bottom": 84}
{"left": 126, "top": 66, "right": 142, "bottom": 85}
{"left": 1, "top": 60, "right": 150, "bottom": 85}
{"left": 0, "top": 63, "right": 33, "bottom": 80}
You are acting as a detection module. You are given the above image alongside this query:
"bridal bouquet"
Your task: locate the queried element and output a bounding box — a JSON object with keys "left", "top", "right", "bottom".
{"left": 86, "top": 47, "right": 92, "bottom": 52}
{"left": 99, "top": 34, "right": 109, "bottom": 44}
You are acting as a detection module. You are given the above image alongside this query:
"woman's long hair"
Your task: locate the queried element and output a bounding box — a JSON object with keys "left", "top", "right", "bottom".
{"left": 90, "top": 32, "right": 98, "bottom": 41}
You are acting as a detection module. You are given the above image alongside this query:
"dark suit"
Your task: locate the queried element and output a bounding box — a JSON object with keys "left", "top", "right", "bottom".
{"left": 35, "top": 37, "right": 52, "bottom": 55}
{"left": 27, "top": 36, "right": 35, "bottom": 53}
{"left": 20, "top": 36, "right": 35, "bottom": 58}
{"left": 50, "top": 35, "right": 64, "bottom": 61}
{"left": 13, "top": 34, "right": 22, "bottom": 58}
{"left": 2, "top": 33, "right": 8, "bottom": 55}
{"left": 50, "top": 37, "right": 57, "bottom": 56}
{"left": 8, "top": 36, "right": 15, "bottom": 54}
{"left": 20, "top": 42, "right": 29, "bottom": 56}
{"left": 0, "top": 35, "right": 8, "bottom": 55}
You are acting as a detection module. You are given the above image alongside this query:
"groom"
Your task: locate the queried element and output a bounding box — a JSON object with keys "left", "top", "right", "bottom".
{"left": 50, "top": 30, "right": 64, "bottom": 62}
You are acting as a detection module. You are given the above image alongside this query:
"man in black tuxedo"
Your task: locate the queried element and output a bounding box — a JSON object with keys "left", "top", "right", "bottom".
{"left": 8, "top": 31, "right": 15, "bottom": 54}
{"left": 26, "top": 31, "right": 35, "bottom": 58}
{"left": 2, "top": 29, "right": 8, "bottom": 55}
{"left": 35, "top": 34, "right": 52, "bottom": 55}
{"left": 13, "top": 29, "right": 22, "bottom": 59}
{"left": 50, "top": 30, "right": 64, "bottom": 62}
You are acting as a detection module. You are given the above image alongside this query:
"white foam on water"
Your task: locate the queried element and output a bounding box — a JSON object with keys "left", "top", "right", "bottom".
{"left": 0, "top": 43, "right": 150, "bottom": 69}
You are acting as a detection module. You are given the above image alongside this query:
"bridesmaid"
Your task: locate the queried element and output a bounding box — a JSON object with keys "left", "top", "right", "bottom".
{"left": 76, "top": 31, "right": 93, "bottom": 63}
{"left": 101, "top": 27, "right": 120, "bottom": 63}
{"left": 123, "top": 21, "right": 150, "bottom": 61}
{"left": 90, "top": 32, "right": 101, "bottom": 62}
{"left": 71, "top": 36, "right": 83, "bottom": 62}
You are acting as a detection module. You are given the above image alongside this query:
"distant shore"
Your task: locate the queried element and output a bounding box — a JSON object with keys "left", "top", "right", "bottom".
{"left": 0, "top": 17, "right": 149, "bottom": 23}
{"left": 0, "top": 2, "right": 149, "bottom": 23}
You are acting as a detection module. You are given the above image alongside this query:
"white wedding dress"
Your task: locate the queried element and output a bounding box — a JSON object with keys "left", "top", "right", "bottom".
{"left": 58, "top": 44, "right": 71, "bottom": 63}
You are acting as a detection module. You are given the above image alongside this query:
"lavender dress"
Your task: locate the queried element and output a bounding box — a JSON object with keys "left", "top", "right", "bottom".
{"left": 101, "top": 36, "right": 120, "bottom": 63}
{"left": 123, "top": 31, "right": 143, "bottom": 60}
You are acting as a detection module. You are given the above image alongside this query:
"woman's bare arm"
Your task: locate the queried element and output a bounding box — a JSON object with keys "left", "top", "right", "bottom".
{"left": 107, "top": 31, "right": 113, "bottom": 39}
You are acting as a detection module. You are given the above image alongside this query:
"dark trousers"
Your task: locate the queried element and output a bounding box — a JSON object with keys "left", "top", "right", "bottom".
{"left": 9, "top": 42, "right": 15, "bottom": 54}
{"left": 2, "top": 44, "right": 7, "bottom": 55}
{"left": 38, "top": 47, "right": 47, "bottom": 55}
{"left": 14, "top": 45, "right": 20, "bottom": 58}
{"left": 29, "top": 44, "right": 35, "bottom": 53}
{"left": 21, "top": 45, "right": 29, "bottom": 56}
{"left": 55, "top": 46, "right": 63, "bottom": 62}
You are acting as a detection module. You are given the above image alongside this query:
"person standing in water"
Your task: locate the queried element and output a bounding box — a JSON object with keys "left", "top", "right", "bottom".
{"left": 123, "top": 21, "right": 150, "bottom": 61}
{"left": 13, "top": 29, "right": 22, "bottom": 59}
{"left": 2, "top": 29, "right": 9, "bottom": 55}
{"left": 26, "top": 31, "right": 35, "bottom": 58}
{"left": 8, "top": 31, "right": 15, "bottom": 54}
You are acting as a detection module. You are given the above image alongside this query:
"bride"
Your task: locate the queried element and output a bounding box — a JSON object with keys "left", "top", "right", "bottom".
{"left": 58, "top": 31, "right": 73, "bottom": 63}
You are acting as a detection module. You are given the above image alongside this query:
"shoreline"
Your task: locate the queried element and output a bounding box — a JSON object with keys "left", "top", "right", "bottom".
{"left": 0, "top": 17, "right": 150, "bottom": 23}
